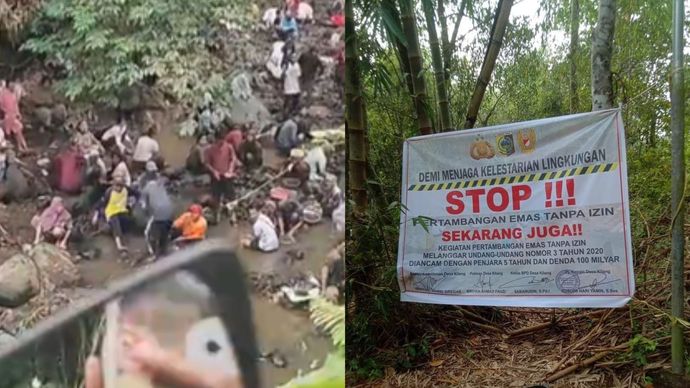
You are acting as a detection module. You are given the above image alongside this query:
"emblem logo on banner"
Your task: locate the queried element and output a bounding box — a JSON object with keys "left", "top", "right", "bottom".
{"left": 517, "top": 128, "right": 537, "bottom": 153}
{"left": 397, "top": 110, "right": 634, "bottom": 308}
{"left": 496, "top": 133, "right": 515, "bottom": 156}
{"left": 469, "top": 136, "right": 496, "bottom": 160}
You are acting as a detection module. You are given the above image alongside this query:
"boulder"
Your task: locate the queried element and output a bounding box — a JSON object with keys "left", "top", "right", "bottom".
{"left": 0, "top": 253, "right": 39, "bottom": 307}
{"left": 303, "top": 105, "right": 331, "bottom": 119}
{"left": 34, "top": 107, "right": 52, "bottom": 129}
{"left": 31, "top": 243, "right": 81, "bottom": 287}
{"left": 51, "top": 104, "right": 68, "bottom": 126}
{"left": 0, "top": 244, "right": 80, "bottom": 308}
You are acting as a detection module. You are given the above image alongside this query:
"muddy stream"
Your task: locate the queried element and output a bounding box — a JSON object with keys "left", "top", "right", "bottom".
{"left": 76, "top": 129, "right": 341, "bottom": 387}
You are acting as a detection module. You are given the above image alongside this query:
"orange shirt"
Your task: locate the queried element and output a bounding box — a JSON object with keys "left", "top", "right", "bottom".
{"left": 173, "top": 212, "right": 208, "bottom": 240}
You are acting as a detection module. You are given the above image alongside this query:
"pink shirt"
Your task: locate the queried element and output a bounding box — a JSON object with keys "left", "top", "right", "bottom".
{"left": 0, "top": 89, "right": 19, "bottom": 117}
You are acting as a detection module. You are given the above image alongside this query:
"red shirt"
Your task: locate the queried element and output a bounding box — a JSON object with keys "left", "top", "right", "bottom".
{"left": 204, "top": 141, "right": 237, "bottom": 177}
{"left": 0, "top": 88, "right": 19, "bottom": 117}
{"left": 54, "top": 148, "right": 84, "bottom": 194}
{"left": 331, "top": 14, "right": 345, "bottom": 27}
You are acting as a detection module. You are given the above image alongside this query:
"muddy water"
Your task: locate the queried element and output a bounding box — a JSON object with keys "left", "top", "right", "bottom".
{"left": 79, "top": 224, "right": 340, "bottom": 387}
{"left": 78, "top": 123, "right": 343, "bottom": 386}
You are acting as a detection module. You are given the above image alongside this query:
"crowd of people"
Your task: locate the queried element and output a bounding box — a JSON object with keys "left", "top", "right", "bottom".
{"left": 0, "top": 0, "right": 345, "bottom": 298}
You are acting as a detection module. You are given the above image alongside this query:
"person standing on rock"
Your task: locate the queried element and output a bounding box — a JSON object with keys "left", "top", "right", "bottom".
{"left": 140, "top": 161, "right": 174, "bottom": 258}
{"left": 278, "top": 11, "right": 298, "bottom": 41}
{"left": 73, "top": 119, "right": 104, "bottom": 157}
{"left": 32, "top": 196, "right": 72, "bottom": 249}
{"left": 283, "top": 55, "right": 302, "bottom": 118}
{"left": 101, "top": 115, "right": 132, "bottom": 156}
{"left": 203, "top": 132, "right": 239, "bottom": 212}
{"left": 51, "top": 143, "right": 84, "bottom": 194}
{"left": 94, "top": 175, "right": 131, "bottom": 256}
{"left": 132, "top": 124, "right": 160, "bottom": 174}
{"left": 0, "top": 82, "right": 28, "bottom": 153}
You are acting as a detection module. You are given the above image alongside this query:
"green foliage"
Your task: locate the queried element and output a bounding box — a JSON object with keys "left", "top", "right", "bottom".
{"left": 628, "top": 334, "right": 657, "bottom": 366}
{"left": 280, "top": 297, "right": 345, "bottom": 388}
{"left": 348, "top": 0, "right": 688, "bottom": 383}
{"left": 22, "top": 0, "right": 250, "bottom": 106}
{"left": 310, "top": 296, "right": 345, "bottom": 349}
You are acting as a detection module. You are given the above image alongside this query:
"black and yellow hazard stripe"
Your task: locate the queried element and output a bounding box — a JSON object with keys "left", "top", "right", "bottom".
{"left": 407, "top": 162, "right": 618, "bottom": 191}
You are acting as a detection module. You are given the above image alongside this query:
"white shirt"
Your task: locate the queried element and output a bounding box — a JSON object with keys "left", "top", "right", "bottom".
{"left": 253, "top": 214, "right": 279, "bottom": 252}
{"left": 101, "top": 124, "right": 130, "bottom": 154}
{"left": 112, "top": 161, "right": 132, "bottom": 187}
{"left": 132, "top": 135, "right": 160, "bottom": 162}
{"left": 305, "top": 146, "right": 327, "bottom": 181}
{"left": 267, "top": 41, "right": 285, "bottom": 79}
{"left": 284, "top": 62, "right": 301, "bottom": 95}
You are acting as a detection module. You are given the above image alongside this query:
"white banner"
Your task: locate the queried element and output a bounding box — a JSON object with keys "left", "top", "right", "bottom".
{"left": 397, "top": 110, "right": 634, "bottom": 307}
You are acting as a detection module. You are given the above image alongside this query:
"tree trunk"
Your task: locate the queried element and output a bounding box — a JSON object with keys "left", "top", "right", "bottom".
{"left": 422, "top": 0, "right": 452, "bottom": 131}
{"left": 445, "top": 0, "right": 469, "bottom": 85}
{"left": 648, "top": 109, "right": 656, "bottom": 147}
{"left": 669, "top": 0, "right": 685, "bottom": 374}
{"left": 437, "top": 0, "right": 450, "bottom": 84}
{"left": 399, "top": 0, "right": 434, "bottom": 135}
{"left": 464, "top": 0, "right": 513, "bottom": 129}
{"left": 591, "top": 0, "right": 616, "bottom": 111}
{"left": 382, "top": 0, "right": 415, "bottom": 96}
{"left": 345, "top": 0, "right": 367, "bottom": 214}
{"left": 569, "top": 0, "right": 579, "bottom": 113}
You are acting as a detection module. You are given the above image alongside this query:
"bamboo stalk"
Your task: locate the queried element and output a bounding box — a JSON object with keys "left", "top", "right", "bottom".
{"left": 546, "top": 343, "right": 628, "bottom": 382}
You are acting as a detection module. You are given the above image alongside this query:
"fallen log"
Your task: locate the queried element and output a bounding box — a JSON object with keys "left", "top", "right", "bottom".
{"left": 545, "top": 343, "right": 628, "bottom": 382}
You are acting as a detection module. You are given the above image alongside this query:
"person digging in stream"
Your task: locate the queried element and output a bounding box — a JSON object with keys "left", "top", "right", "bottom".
{"left": 283, "top": 148, "right": 310, "bottom": 193}
{"left": 171, "top": 204, "right": 208, "bottom": 249}
{"left": 241, "top": 208, "right": 279, "bottom": 253}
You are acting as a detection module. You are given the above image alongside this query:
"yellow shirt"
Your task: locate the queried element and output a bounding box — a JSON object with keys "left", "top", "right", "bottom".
{"left": 105, "top": 188, "right": 128, "bottom": 220}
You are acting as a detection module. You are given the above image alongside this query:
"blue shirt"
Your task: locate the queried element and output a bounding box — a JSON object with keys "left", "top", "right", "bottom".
{"left": 281, "top": 17, "right": 298, "bottom": 33}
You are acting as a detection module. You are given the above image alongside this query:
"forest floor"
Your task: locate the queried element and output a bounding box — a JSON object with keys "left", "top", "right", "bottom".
{"left": 349, "top": 222, "right": 690, "bottom": 388}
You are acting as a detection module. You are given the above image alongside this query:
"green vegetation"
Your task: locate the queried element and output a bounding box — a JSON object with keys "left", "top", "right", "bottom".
{"left": 20, "top": 0, "right": 249, "bottom": 106}
{"left": 346, "top": 0, "right": 689, "bottom": 384}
